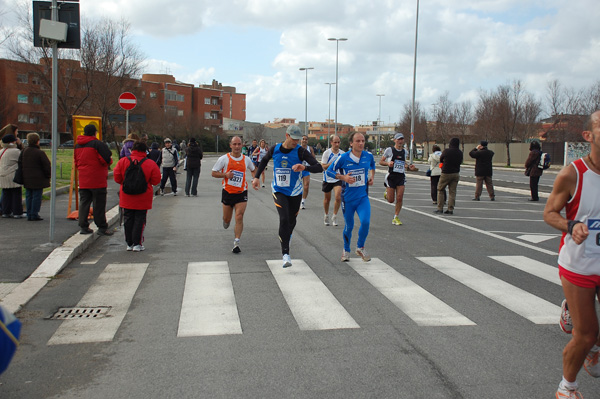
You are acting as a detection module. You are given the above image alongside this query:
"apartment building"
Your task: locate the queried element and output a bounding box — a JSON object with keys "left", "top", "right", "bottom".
{"left": 0, "top": 58, "right": 246, "bottom": 141}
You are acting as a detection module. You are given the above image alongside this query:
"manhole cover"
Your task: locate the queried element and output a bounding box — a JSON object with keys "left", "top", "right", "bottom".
{"left": 49, "top": 307, "right": 111, "bottom": 320}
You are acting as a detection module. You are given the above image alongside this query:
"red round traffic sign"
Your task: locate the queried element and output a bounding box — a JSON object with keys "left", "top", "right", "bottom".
{"left": 118, "top": 92, "right": 137, "bottom": 111}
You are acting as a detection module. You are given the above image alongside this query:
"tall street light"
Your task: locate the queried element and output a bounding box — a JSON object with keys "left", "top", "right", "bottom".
{"left": 409, "top": 0, "right": 420, "bottom": 163}
{"left": 377, "top": 94, "right": 385, "bottom": 151}
{"left": 328, "top": 37, "right": 347, "bottom": 135}
{"left": 299, "top": 67, "right": 314, "bottom": 136}
{"left": 324, "top": 82, "right": 335, "bottom": 147}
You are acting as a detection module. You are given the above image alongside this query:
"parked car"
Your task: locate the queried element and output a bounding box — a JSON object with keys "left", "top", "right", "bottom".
{"left": 60, "top": 140, "right": 74, "bottom": 148}
{"left": 39, "top": 139, "right": 51, "bottom": 147}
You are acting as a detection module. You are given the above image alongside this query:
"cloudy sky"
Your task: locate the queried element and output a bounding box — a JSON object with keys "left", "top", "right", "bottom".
{"left": 4, "top": 0, "right": 600, "bottom": 126}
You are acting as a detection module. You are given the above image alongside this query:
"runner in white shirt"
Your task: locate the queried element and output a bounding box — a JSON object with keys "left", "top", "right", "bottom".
{"left": 544, "top": 110, "right": 600, "bottom": 399}
{"left": 321, "top": 135, "right": 344, "bottom": 226}
{"left": 300, "top": 135, "right": 313, "bottom": 209}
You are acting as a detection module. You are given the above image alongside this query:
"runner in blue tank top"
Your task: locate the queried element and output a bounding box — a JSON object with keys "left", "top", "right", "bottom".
{"left": 253, "top": 125, "right": 323, "bottom": 268}
{"left": 325, "top": 132, "right": 375, "bottom": 262}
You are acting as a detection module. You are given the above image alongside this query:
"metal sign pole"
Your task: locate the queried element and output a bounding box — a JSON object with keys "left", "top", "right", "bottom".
{"left": 126, "top": 109, "right": 129, "bottom": 137}
{"left": 49, "top": 0, "right": 58, "bottom": 242}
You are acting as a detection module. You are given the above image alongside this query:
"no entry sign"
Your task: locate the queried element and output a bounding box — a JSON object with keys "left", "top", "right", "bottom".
{"left": 118, "top": 92, "right": 137, "bottom": 111}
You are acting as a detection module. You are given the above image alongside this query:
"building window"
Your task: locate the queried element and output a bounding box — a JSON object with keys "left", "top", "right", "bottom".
{"left": 32, "top": 95, "right": 42, "bottom": 105}
{"left": 18, "top": 94, "right": 28, "bottom": 104}
{"left": 17, "top": 74, "right": 28, "bottom": 83}
{"left": 18, "top": 114, "right": 28, "bottom": 123}
{"left": 150, "top": 92, "right": 157, "bottom": 98}
{"left": 211, "top": 98, "right": 219, "bottom": 105}
{"left": 31, "top": 75, "right": 42, "bottom": 85}
{"left": 204, "top": 97, "right": 210, "bottom": 105}
{"left": 204, "top": 112, "right": 211, "bottom": 119}
{"left": 177, "top": 110, "right": 184, "bottom": 117}
{"left": 29, "top": 115, "right": 40, "bottom": 124}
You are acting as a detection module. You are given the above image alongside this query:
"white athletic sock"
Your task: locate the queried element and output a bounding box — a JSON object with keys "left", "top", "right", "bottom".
{"left": 560, "top": 376, "right": 578, "bottom": 391}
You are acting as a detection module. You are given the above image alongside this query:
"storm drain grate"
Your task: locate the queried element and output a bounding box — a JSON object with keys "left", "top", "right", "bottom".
{"left": 49, "top": 307, "right": 111, "bottom": 320}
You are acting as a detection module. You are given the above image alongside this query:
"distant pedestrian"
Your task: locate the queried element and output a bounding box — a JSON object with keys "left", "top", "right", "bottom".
{"left": 434, "top": 138, "right": 463, "bottom": 215}
{"left": 148, "top": 142, "right": 160, "bottom": 163}
{"left": 321, "top": 135, "right": 344, "bottom": 226}
{"left": 299, "top": 135, "right": 313, "bottom": 209}
{"left": 157, "top": 138, "right": 179, "bottom": 196}
{"left": 180, "top": 140, "right": 187, "bottom": 160}
{"left": 0, "top": 134, "right": 23, "bottom": 219}
{"left": 74, "top": 124, "right": 113, "bottom": 235}
{"left": 119, "top": 133, "right": 139, "bottom": 159}
{"left": 427, "top": 145, "right": 445, "bottom": 205}
{"left": 113, "top": 141, "right": 161, "bottom": 251}
{"left": 21, "top": 133, "right": 51, "bottom": 221}
{"left": 524, "top": 141, "right": 543, "bottom": 202}
{"left": 469, "top": 140, "right": 495, "bottom": 201}
{"left": 184, "top": 138, "right": 203, "bottom": 197}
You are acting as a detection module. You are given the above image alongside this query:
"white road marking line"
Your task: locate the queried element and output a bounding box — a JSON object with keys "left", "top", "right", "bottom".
{"left": 489, "top": 256, "right": 561, "bottom": 286}
{"left": 266, "top": 259, "right": 360, "bottom": 330}
{"left": 516, "top": 234, "right": 557, "bottom": 243}
{"left": 178, "top": 261, "right": 242, "bottom": 337}
{"left": 47, "top": 263, "right": 149, "bottom": 345}
{"left": 418, "top": 257, "right": 560, "bottom": 324}
{"left": 348, "top": 258, "right": 475, "bottom": 326}
{"left": 80, "top": 254, "right": 103, "bottom": 265}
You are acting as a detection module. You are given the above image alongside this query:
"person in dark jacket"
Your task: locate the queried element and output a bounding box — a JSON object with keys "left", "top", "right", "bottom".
{"left": 74, "top": 123, "right": 113, "bottom": 235}
{"left": 435, "top": 137, "right": 463, "bottom": 215}
{"left": 113, "top": 141, "right": 161, "bottom": 251}
{"left": 21, "top": 133, "right": 51, "bottom": 221}
{"left": 524, "top": 140, "right": 543, "bottom": 201}
{"left": 184, "top": 137, "right": 203, "bottom": 196}
{"left": 469, "top": 140, "right": 495, "bottom": 201}
{"left": 148, "top": 142, "right": 161, "bottom": 163}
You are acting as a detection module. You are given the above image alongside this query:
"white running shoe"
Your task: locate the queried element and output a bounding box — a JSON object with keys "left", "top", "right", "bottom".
{"left": 584, "top": 347, "right": 600, "bottom": 377}
{"left": 355, "top": 247, "right": 371, "bottom": 262}
{"left": 560, "top": 299, "right": 573, "bottom": 334}
{"left": 126, "top": 245, "right": 133, "bottom": 251}
{"left": 341, "top": 250, "right": 350, "bottom": 262}
{"left": 282, "top": 254, "right": 292, "bottom": 268}
{"left": 132, "top": 245, "right": 145, "bottom": 252}
{"left": 232, "top": 239, "right": 241, "bottom": 254}
{"left": 301, "top": 200, "right": 306, "bottom": 209}
{"left": 555, "top": 385, "right": 583, "bottom": 398}
{"left": 324, "top": 214, "right": 330, "bottom": 226}
{"left": 332, "top": 214, "right": 338, "bottom": 226}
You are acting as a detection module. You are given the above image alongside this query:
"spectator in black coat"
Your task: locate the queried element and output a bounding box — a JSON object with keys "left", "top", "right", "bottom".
{"left": 469, "top": 140, "right": 495, "bottom": 201}
{"left": 148, "top": 142, "right": 161, "bottom": 163}
{"left": 524, "top": 141, "right": 543, "bottom": 201}
{"left": 184, "top": 138, "right": 203, "bottom": 196}
{"left": 21, "top": 133, "right": 51, "bottom": 221}
{"left": 435, "top": 137, "right": 463, "bottom": 215}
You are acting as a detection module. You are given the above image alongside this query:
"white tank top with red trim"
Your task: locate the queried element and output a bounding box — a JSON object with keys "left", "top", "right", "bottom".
{"left": 558, "top": 158, "right": 600, "bottom": 276}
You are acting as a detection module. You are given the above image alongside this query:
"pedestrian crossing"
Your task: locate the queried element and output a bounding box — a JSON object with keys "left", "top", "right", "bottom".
{"left": 47, "top": 255, "right": 563, "bottom": 345}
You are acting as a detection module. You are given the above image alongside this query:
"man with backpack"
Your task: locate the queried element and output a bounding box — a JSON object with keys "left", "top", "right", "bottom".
{"left": 114, "top": 141, "right": 161, "bottom": 252}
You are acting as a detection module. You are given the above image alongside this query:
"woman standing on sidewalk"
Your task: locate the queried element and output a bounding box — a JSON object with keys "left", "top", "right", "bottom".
{"left": 21, "top": 133, "right": 51, "bottom": 221}
{"left": 0, "top": 134, "right": 24, "bottom": 219}
{"left": 524, "top": 140, "right": 543, "bottom": 201}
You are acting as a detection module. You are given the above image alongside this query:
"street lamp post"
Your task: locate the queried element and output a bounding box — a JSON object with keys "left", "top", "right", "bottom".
{"left": 299, "top": 67, "right": 314, "bottom": 137}
{"left": 376, "top": 94, "right": 385, "bottom": 151}
{"left": 328, "top": 38, "right": 347, "bottom": 136}
{"left": 324, "top": 82, "right": 335, "bottom": 147}
{"left": 409, "top": 0, "right": 420, "bottom": 163}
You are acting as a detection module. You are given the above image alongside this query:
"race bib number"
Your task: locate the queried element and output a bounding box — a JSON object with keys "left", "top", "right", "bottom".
{"left": 228, "top": 170, "right": 244, "bottom": 188}
{"left": 393, "top": 160, "right": 405, "bottom": 174}
{"left": 348, "top": 169, "right": 365, "bottom": 187}
{"left": 275, "top": 168, "right": 291, "bottom": 187}
{"left": 584, "top": 219, "right": 600, "bottom": 258}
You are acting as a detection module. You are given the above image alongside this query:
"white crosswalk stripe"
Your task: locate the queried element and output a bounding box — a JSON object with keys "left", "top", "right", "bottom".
{"left": 47, "top": 256, "right": 563, "bottom": 343}
{"left": 178, "top": 261, "right": 242, "bottom": 337}
{"left": 489, "top": 255, "right": 561, "bottom": 285}
{"left": 266, "top": 259, "right": 359, "bottom": 330}
{"left": 347, "top": 258, "right": 475, "bottom": 326}
{"left": 418, "top": 256, "right": 561, "bottom": 324}
{"left": 48, "top": 263, "right": 149, "bottom": 345}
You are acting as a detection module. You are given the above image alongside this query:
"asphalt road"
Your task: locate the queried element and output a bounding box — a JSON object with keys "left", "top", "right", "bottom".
{"left": 2, "top": 160, "right": 595, "bottom": 399}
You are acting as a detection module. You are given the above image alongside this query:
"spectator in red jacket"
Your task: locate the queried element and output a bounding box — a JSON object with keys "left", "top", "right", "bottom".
{"left": 114, "top": 141, "right": 161, "bottom": 252}
{"left": 74, "top": 123, "right": 113, "bottom": 235}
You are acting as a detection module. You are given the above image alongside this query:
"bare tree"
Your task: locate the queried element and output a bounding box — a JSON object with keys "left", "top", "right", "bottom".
{"left": 517, "top": 93, "right": 542, "bottom": 142}
{"left": 432, "top": 92, "right": 455, "bottom": 146}
{"left": 546, "top": 79, "right": 565, "bottom": 118}
{"left": 453, "top": 100, "right": 473, "bottom": 152}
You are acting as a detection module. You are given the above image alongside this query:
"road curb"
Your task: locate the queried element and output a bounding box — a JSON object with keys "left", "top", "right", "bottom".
{"left": 1, "top": 205, "right": 120, "bottom": 314}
